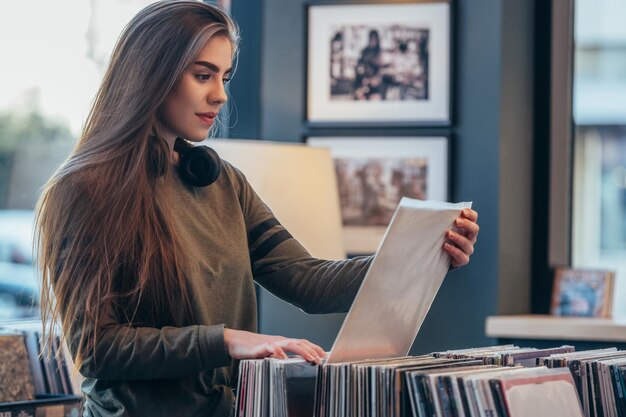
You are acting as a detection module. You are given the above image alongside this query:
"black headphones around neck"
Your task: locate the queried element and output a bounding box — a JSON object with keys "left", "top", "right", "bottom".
{"left": 174, "top": 137, "right": 222, "bottom": 187}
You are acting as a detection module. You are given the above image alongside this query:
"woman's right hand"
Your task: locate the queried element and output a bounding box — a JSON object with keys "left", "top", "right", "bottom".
{"left": 223, "top": 328, "right": 325, "bottom": 365}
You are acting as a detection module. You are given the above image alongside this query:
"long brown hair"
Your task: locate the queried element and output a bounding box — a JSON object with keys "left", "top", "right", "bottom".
{"left": 34, "top": 0, "right": 239, "bottom": 372}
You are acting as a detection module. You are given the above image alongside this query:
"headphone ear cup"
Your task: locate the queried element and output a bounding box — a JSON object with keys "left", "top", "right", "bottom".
{"left": 178, "top": 146, "right": 222, "bottom": 187}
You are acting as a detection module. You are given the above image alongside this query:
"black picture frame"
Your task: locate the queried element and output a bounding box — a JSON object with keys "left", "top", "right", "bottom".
{"left": 305, "top": 0, "right": 453, "bottom": 128}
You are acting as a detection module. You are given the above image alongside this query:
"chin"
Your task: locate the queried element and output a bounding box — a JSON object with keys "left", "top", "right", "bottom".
{"left": 186, "top": 136, "right": 207, "bottom": 142}
{"left": 185, "top": 132, "right": 210, "bottom": 142}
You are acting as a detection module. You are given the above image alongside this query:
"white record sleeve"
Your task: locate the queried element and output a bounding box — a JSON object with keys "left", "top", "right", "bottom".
{"left": 327, "top": 198, "right": 471, "bottom": 363}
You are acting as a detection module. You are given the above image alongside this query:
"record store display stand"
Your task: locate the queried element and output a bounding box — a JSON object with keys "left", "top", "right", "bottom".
{"left": 236, "top": 344, "right": 626, "bottom": 417}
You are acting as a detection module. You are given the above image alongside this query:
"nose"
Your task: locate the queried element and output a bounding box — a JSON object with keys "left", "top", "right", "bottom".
{"left": 208, "top": 79, "right": 228, "bottom": 106}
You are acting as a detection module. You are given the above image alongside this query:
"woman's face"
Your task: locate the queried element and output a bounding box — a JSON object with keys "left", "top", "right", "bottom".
{"left": 160, "top": 35, "right": 233, "bottom": 143}
{"left": 369, "top": 33, "right": 379, "bottom": 48}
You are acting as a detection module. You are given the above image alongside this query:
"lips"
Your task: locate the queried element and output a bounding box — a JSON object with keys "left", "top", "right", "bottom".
{"left": 196, "top": 112, "right": 217, "bottom": 125}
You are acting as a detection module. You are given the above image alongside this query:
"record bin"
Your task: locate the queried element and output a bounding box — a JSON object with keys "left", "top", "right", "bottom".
{"left": 0, "top": 394, "right": 82, "bottom": 417}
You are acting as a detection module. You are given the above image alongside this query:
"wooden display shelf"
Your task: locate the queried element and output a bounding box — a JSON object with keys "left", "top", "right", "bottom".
{"left": 0, "top": 394, "right": 82, "bottom": 416}
{"left": 486, "top": 314, "right": 626, "bottom": 342}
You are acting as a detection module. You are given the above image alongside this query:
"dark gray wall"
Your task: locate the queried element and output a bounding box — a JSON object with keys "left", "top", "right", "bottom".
{"left": 417, "top": 0, "right": 503, "bottom": 352}
{"left": 229, "top": 0, "right": 263, "bottom": 139}
{"left": 232, "top": 0, "right": 536, "bottom": 354}
{"left": 498, "top": 0, "right": 535, "bottom": 314}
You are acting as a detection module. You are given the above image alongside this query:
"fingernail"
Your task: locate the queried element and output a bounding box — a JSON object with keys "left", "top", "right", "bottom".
{"left": 456, "top": 218, "right": 463, "bottom": 226}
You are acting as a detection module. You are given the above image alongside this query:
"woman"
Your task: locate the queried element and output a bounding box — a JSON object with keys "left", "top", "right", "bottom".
{"left": 35, "top": 2, "right": 479, "bottom": 416}
{"left": 354, "top": 29, "right": 384, "bottom": 100}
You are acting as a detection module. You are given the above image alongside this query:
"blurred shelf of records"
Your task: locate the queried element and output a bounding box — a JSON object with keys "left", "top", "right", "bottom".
{"left": 236, "top": 344, "right": 626, "bottom": 417}
{"left": 0, "top": 319, "right": 82, "bottom": 416}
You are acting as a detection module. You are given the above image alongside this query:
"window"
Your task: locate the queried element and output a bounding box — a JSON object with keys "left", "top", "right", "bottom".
{"left": 0, "top": 0, "right": 159, "bottom": 321}
{"left": 571, "top": 0, "right": 626, "bottom": 315}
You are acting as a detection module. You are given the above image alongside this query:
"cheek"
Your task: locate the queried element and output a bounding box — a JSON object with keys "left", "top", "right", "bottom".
{"left": 162, "top": 92, "right": 190, "bottom": 126}
{"left": 160, "top": 99, "right": 179, "bottom": 128}
{"left": 160, "top": 76, "right": 203, "bottom": 132}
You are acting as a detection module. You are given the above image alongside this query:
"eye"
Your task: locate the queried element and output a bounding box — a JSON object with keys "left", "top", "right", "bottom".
{"left": 223, "top": 77, "right": 232, "bottom": 84}
{"left": 195, "top": 74, "right": 211, "bottom": 81}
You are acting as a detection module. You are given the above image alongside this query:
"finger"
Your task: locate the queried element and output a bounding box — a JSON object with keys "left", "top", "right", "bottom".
{"left": 287, "top": 340, "right": 319, "bottom": 361}
{"left": 258, "top": 342, "right": 288, "bottom": 359}
{"left": 446, "top": 230, "right": 474, "bottom": 256}
{"left": 443, "top": 242, "right": 470, "bottom": 268}
{"left": 255, "top": 343, "right": 282, "bottom": 359}
{"left": 268, "top": 344, "right": 288, "bottom": 360}
{"left": 279, "top": 340, "right": 321, "bottom": 364}
{"left": 461, "top": 208, "right": 478, "bottom": 222}
{"left": 454, "top": 218, "right": 479, "bottom": 242}
{"left": 289, "top": 338, "right": 325, "bottom": 359}
{"left": 301, "top": 340, "right": 326, "bottom": 362}
{"left": 299, "top": 341, "right": 325, "bottom": 364}
{"left": 308, "top": 342, "right": 326, "bottom": 360}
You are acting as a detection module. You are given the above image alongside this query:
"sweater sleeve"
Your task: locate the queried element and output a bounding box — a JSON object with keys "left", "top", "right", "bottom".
{"left": 69, "top": 311, "right": 231, "bottom": 380}
{"left": 227, "top": 162, "right": 373, "bottom": 314}
{"left": 64, "top": 272, "right": 231, "bottom": 380}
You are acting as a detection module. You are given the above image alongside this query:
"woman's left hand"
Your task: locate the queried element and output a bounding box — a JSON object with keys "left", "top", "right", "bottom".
{"left": 443, "top": 208, "right": 479, "bottom": 269}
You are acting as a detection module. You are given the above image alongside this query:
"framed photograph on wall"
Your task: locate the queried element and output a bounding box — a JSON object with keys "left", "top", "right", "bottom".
{"left": 550, "top": 268, "right": 615, "bottom": 318}
{"left": 307, "top": 1, "right": 451, "bottom": 126}
{"left": 307, "top": 137, "right": 449, "bottom": 254}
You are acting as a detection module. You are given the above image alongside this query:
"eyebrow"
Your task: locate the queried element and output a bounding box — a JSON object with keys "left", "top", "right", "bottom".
{"left": 194, "top": 61, "right": 232, "bottom": 74}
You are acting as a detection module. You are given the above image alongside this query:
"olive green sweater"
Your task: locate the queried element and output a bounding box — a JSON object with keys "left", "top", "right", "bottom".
{"left": 76, "top": 160, "right": 372, "bottom": 417}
